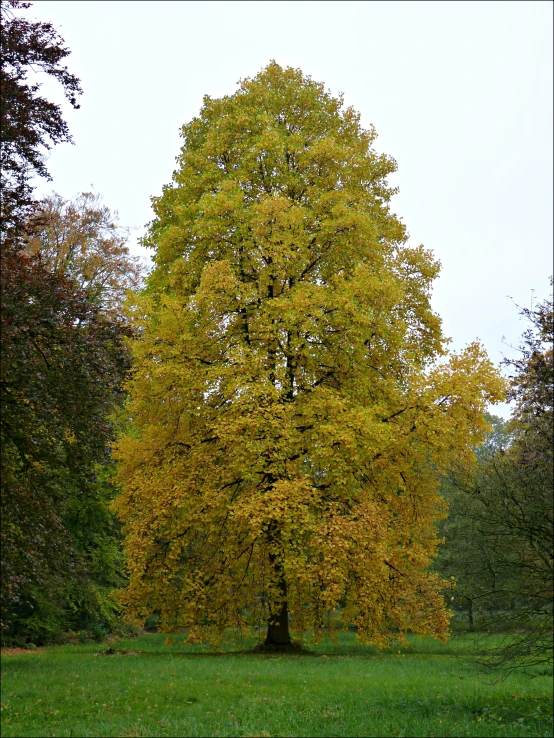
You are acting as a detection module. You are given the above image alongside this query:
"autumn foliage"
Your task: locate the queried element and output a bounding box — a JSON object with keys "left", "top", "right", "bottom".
{"left": 114, "top": 63, "right": 505, "bottom": 646}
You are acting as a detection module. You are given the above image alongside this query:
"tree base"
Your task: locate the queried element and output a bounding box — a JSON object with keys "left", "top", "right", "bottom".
{"left": 250, "top": 640, "right": 311, "bottom": 654}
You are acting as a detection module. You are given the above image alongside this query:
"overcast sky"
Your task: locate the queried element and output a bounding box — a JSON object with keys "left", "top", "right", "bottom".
{"left": 31, "top": 0, "right": 553, "bottom": 417}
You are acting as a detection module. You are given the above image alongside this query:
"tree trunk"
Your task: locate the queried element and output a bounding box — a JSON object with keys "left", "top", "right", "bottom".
{"left": 265, "top": 553, "right": 291, "bottom": 646}
{"left": 467, "top": 597, "right": 475, "bottom": 632}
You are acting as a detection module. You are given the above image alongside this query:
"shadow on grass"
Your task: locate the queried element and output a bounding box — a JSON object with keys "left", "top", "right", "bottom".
{"left": 3, "top": 631, "right": 512, "bottom": 661}
{"left": 102, "top": 631, "right": 484, "bottom": 659}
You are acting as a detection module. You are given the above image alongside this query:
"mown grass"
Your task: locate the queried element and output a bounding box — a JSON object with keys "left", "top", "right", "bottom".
{"left": 1, "top": 632, "right": 552, "bottom": 737}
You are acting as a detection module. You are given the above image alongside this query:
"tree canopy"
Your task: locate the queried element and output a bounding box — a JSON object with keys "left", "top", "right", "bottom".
{"left": 114, "top": 63, "right": 505, "bottom": 648}
{"left": 0, "top": 0, "right": 82, "bottom": 235}
{"left": 24, "top": 191, "right": 143, "bottom": 316}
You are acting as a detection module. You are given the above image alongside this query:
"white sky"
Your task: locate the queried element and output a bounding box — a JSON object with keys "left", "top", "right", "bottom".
{"left": 31, "top": 0, "right": 553, "bottom": 417}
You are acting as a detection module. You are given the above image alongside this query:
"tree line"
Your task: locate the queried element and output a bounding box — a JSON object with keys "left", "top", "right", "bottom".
{"left": 1, "top": 1, "right": 551, "bottom": 671}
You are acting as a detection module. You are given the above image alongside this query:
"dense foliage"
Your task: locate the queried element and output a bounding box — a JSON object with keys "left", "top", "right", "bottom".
{"left": 114, "top": 63, "right": 504, "bottom": 647}
{"left": 0, "top": 238, "right": 132, "bottom": 640}
{"left": 0, "top": 2, "right": 137, "bottom": 643}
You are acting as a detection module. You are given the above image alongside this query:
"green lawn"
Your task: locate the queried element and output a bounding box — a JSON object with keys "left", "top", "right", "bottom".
{"left": 1, "top": 633, "right": 552, "bottom": 737}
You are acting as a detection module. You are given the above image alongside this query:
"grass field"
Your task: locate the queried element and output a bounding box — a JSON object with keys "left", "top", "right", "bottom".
{"left": 1, "top": 633, "right": 552, "bottom": 737}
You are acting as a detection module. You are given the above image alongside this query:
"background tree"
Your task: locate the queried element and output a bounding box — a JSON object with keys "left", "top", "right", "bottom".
{"left": 114, "top": 63, "right": 505, "bottom": 648}
{"left": 433, "top": 415, "right": 513, "bottom": 632}
{"left": 0, "top": 1, "right": 138, "bottom": 643}
{"left": 0, "top": 0, "right": 82, "bottom": 237}
{"left": 506, "top": 283, "right": 553, "bottom": 465}
{"left": 435, "top": 288, "right": 553, "bottom": 673}
{"left": 24, "top": 191, "right": 143, "bottom": 315}
{"left": 0, "top": 243, "right": 132, "bottom": 639}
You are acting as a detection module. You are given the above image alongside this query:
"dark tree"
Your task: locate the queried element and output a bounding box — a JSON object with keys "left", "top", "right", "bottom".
{"left": 433, "top": 416, "right": 513, "bottom": 633}
{"left": 505, "top": 283, "right": 553, "bottom": 463}
{"left": 0, "top": 0, "right": 82, "bottom": 236}
{"left": 0, "top": 245, "right": 132, "bottom": 632}
{"left": 435, "top": 285, "right": 553, "bottom": 674}
{"left": 0, "top": 2, "right": 138, "bottom": 642}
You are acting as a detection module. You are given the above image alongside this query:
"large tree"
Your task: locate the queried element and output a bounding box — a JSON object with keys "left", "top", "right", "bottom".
{"left": 114, "top": 63, "right": 504, "bottom": 648}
